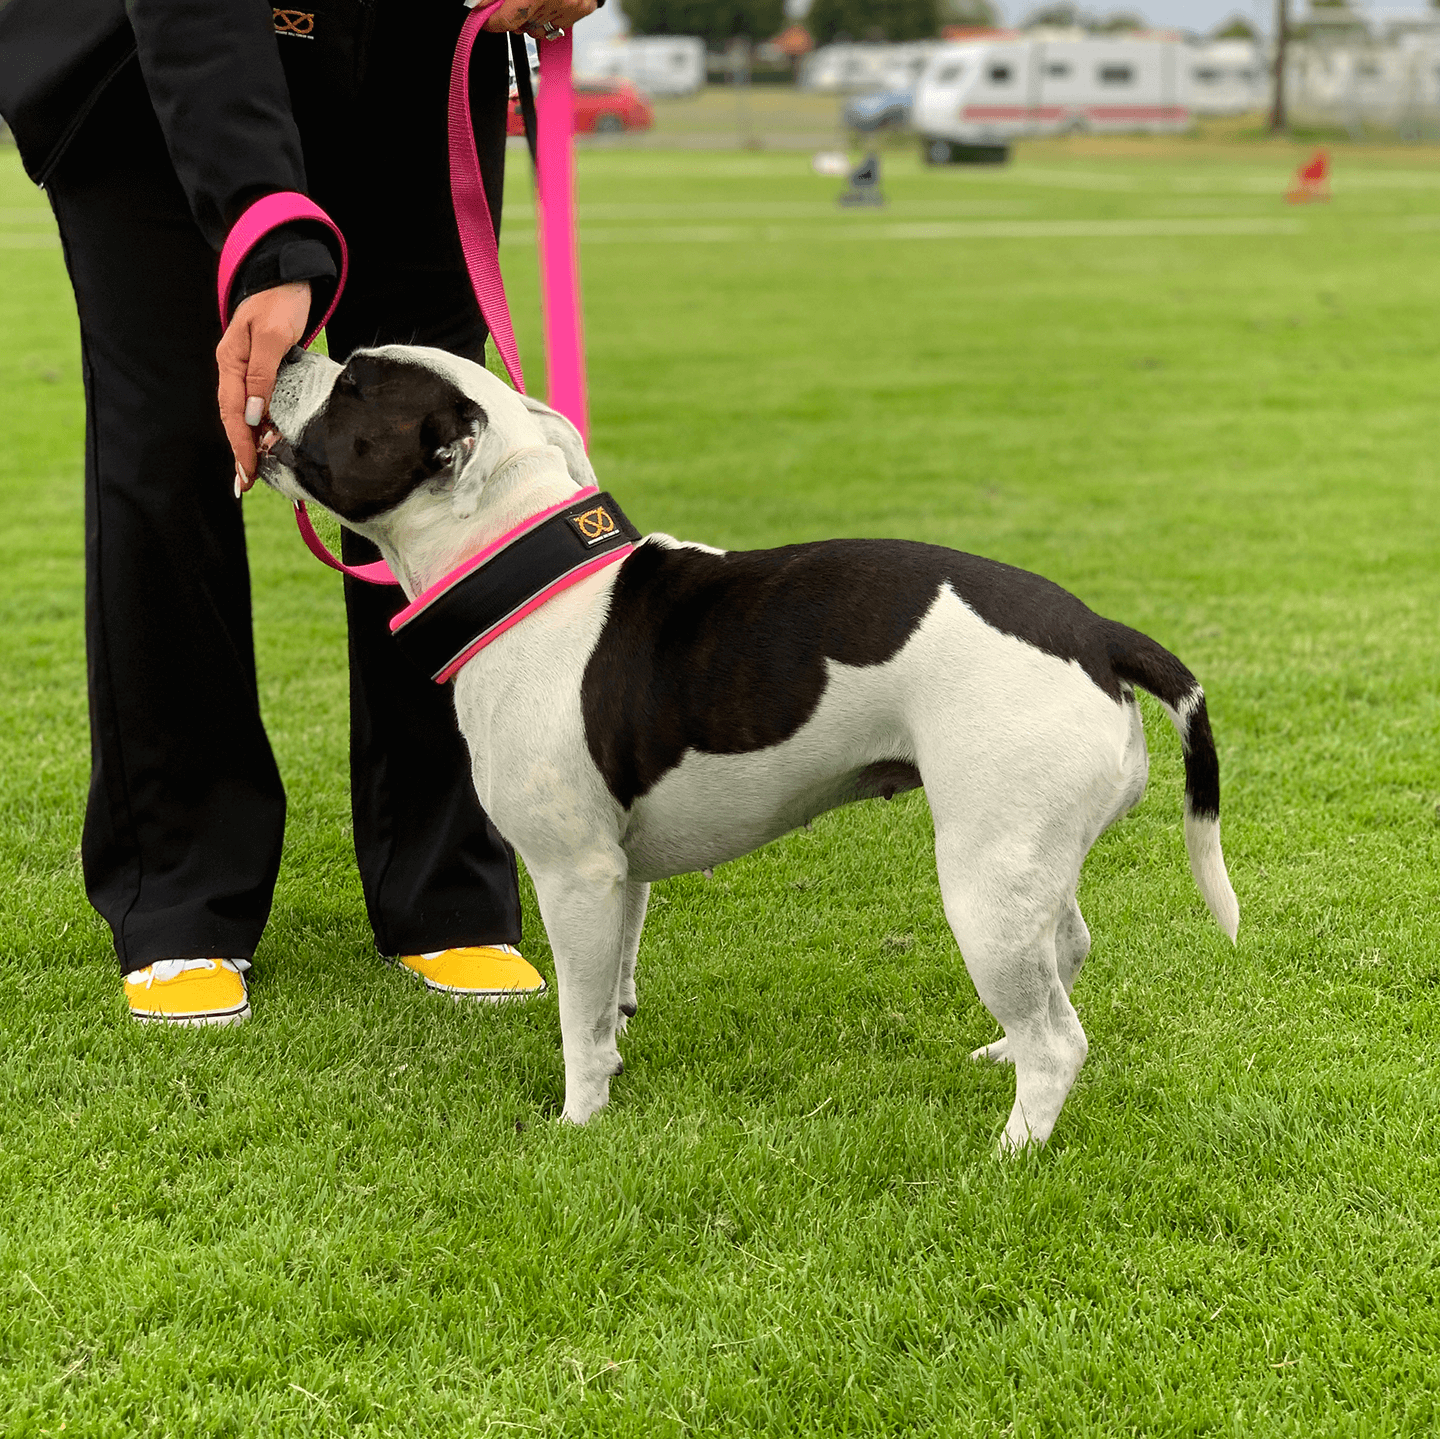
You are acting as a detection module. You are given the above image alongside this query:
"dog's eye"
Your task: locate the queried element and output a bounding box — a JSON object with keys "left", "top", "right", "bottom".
{"left": 353, "top": 437, "right": 371, "bottom": 459}
{"left": 431, "top": 446, "right": 454, "bottom": 468}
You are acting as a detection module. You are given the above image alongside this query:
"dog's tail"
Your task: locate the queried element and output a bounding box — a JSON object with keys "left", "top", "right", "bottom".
{"left": 1108, "top": 625, "right": 1239, "bottom": 944}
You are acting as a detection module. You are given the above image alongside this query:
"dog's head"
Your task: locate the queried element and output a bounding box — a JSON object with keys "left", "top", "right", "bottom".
{"left": 259, "top": 344, "right": 595, "bottom": 587}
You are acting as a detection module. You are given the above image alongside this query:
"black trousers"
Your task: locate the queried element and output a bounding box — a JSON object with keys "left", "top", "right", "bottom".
{"left": 48, "top": 48, "right": 521, "bottom": 975}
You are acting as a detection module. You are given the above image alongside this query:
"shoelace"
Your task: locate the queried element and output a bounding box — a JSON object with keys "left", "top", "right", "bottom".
{"left": 125, "top": 957, "right": 251, "bottom": 987}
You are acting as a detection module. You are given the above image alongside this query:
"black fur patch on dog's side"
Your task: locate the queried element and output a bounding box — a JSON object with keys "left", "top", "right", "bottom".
{"left": 287, "top": 353, "right": 485, "bottom": 522}
{"left": 581, "top": 538, "right": 1135, "bottom": 809}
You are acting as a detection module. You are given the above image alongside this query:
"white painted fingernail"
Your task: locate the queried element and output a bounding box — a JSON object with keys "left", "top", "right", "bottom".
{"left": 244, "top": 397, "right": 264, "bottom": 426}
{"left": 235, "top": 475, "right": 244, "bottom": 499}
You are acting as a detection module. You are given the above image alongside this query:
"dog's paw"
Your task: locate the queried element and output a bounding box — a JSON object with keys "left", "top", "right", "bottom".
{"left": 970, "top": 1037, "right": 1013, "bottom": 1066}
{"left": 560, "top": 1062, "right": 619, "bottom": 1124}
{"left": 560, "top": 1093, "right": 607, "bottom": 1125}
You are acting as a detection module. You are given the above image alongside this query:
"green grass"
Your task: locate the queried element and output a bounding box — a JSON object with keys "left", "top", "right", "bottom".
{"left": 3, "top": 140, "right": 1440, "bottom": 1435}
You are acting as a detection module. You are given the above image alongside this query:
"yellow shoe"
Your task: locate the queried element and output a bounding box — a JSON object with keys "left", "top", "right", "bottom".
{"left": 398, "top": 944, "right": 546, "bottom": 1001}
{"left": 124, "top": 958, "right": 251, "bottom": 1026}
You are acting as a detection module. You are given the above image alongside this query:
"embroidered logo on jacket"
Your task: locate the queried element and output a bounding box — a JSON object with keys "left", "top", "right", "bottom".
{"left": 274, "top": 9, "right": 315, "bottom": 37}
{"left": 568, "top": 506, "right": 618, "bottom": 546}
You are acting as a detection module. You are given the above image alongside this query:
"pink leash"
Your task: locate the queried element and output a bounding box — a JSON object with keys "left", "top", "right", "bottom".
{"left": 277, "top": 2, "right": 589, "bottom": 585}
{"left": 449, "top": 0, "right": 588, "bottom": 436}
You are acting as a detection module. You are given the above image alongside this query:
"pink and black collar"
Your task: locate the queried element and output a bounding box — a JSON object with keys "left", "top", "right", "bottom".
{"left": 389, "top": 487, "right": 638, "bottom": 683}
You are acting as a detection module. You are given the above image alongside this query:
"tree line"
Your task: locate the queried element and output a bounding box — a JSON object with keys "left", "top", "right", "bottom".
{"left": 623, "top": 0, "right": 1000, "bottom": 47}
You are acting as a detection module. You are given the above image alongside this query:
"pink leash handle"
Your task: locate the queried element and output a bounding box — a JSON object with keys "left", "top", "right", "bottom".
{"left": 451, "top": 3, "right": 589, "bottom": 440}
{"left": 450, "top": 1, "right": 526, "bottom": 392}
{"left": 285, "top": 4, "right": 591, "bottom": 587}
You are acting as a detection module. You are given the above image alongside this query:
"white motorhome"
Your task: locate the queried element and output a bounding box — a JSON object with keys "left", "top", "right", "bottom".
{"left": 801, "top": 41, "right": 945, "bottom": 94}
{"left": 913, "top": 38, "right": 1190, "bottom": 161}
{"left": 575, "top": 36, "right": 706, "bottom": 97}
{"left": 1186, "top": 39, "right": 1265, "bottom": 116}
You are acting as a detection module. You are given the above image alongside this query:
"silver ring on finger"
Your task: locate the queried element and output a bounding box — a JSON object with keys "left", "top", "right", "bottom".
{"left": 542, "top": 22, "right": 564, "bottom": 38}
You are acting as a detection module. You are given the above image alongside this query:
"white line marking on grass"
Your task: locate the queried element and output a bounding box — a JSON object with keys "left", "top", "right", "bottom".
{"left": 991, "top": 166, "right": 1142, "bottom": 190}
{"left": 578, "top": 198, "right": 1035, "bottom": 219}
{"left": 501, "top": 216, "right": 1306, "bottom": 247}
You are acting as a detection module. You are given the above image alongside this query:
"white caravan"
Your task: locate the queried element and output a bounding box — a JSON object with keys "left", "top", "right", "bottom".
{"left": 801, "top": 41, "right": 945, "bottom": 94}
{"left": 576, "top": 36, "right": 706, "bottom": 97}
{"left": 913, "top": 38, "right": 1190, "bottom": 161}
{"left": 1186, "top": 39, "right": 1266, "bottom": 116}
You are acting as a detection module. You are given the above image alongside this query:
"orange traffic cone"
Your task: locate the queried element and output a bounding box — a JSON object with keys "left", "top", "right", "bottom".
{"left": 1286, "top": 149, "right": 1330, "bottom": 204}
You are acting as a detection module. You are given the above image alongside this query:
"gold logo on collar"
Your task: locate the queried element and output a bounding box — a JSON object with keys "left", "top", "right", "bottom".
{"left": 570, "top": 506, "right": 617, "bottom": 545}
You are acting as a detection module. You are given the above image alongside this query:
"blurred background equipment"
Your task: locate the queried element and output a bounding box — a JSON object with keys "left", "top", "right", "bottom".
{"left": 836, "top": 149, "right": 885, "bottom": 202}
{"left": 1285, "top": 146, "right": 1330, "bottom": 200}
{"left": 842, "top": 88, "right": 915, "bottom": 131}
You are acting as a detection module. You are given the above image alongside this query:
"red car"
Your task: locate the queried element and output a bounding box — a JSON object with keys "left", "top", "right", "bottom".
{"left": 507, "top": 79, "right": 653, "bottom": 136}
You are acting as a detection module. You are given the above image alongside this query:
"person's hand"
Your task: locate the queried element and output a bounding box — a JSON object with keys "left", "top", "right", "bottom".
{"left": 217, "top": 280, "right": 311, "bottom": 491}
{"left": 482, "top": 0, "right": 598, "bottom": 41}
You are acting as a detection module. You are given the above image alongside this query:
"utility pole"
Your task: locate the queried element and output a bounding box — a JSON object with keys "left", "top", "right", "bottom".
{"left": 1270, "top": 0, "right": 1288, "bottom": 132}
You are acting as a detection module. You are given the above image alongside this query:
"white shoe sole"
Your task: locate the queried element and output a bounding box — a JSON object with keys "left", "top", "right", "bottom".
{"left": 130, "top": 1002, "right": 251, "bottom": 1026}
{"left": 418, "top": 975, "right": 547, "bottom": 1002}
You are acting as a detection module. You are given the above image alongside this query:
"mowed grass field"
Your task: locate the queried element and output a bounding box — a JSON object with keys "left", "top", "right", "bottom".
{"left": 3, "top": 135, "right": 1440, "bottom": 1435}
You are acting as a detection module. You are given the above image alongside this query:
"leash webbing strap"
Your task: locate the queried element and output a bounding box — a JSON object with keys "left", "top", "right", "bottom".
{"left": 293, "top": 502, "right": 401, "bottom": 585}
{"left": 453, "top": 3, "right": 589, "bottom": 440}
{"left": 534, "top": 28, "right": 589, "bottom": 442}
{"left": 280, "top": 4, "right": 593, "bottom": 589}
{"left": 450, "top": 0, "right": 526, "bottom": 392}
{"left": 390, "top": 490, "right": 637, "bottom": 682}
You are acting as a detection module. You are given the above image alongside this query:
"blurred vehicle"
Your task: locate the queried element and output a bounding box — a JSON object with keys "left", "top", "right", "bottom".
{"left": 1185, "top": 39, "right": 1265, "bottom": 116}
{"left": 913, "top": 38, "right": 1191, "bottom": 164}
{"left": 801, "top": 41, "right": 945, "bottom": 93}
{"left": 576, "top": 36, "right": 705, "bottom": 97}
{"left": 843, "top": 89, "right": 913, "bottom": 132}
{"left": 506, "top": 78, "right": 654, "bottom": 136}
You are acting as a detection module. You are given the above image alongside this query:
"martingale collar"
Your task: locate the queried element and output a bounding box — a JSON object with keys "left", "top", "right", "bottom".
{"left": 389, "top": 488, "right": 639, "bottom": 684}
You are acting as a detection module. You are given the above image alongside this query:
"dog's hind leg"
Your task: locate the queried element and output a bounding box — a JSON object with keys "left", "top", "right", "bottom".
{"left": 938, "top": 829, "right": 1088, "bottom": 1151}
{"left": 617, "top": 881, "right": 649, "bottom": 1034}
{"left": 527, "top": 848, "right": 630, "bottom": 1125}
{"left": 971, "top": 895, "right": 1089, "bottom": 1068}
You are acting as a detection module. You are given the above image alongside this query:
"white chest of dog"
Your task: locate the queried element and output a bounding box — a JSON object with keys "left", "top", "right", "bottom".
{"left": 262, "top": 343, "right": 1239, "bottom": 1150}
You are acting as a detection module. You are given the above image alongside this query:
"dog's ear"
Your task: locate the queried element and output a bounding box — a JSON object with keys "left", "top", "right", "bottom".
{"left": 517, "top": 394, "right": 598, "bottom": 490}
{"left": 449, "top": 411, "right": 513, "bottom": 520}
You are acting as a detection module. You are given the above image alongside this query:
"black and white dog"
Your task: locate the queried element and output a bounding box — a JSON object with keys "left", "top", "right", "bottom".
{"left": 260, "top": 344, "right": 1239, "bottom": 1150}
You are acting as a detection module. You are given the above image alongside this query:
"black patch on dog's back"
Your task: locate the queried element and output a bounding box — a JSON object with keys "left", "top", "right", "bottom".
{"left": 287, "top": 352, "right": 485, "bottom": 521}
{"left": 581, "top": 538, "right": 1129, "bottom": 809}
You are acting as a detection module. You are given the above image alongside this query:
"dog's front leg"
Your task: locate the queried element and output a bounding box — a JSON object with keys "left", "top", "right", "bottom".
{"left": 529, "top": 850, "right": 630, "bottom": 1125}
{"left": 616, "top": 881, "right": 649, "bottom": 1034}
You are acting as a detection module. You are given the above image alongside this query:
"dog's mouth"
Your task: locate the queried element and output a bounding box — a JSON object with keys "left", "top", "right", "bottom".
{"left": 255, "top": 416, "right": 297, "bottom": 472}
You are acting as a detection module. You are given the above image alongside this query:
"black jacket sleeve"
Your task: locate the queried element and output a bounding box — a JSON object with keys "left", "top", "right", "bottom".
{"left": 231, "top": 221, "right": 339, "bottom": 309}
{"left": 123, "top": 0, "right": 313, "bottom": 249}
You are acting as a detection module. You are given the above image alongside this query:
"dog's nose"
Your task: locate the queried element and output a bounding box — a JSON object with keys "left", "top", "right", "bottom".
{"left": 282, "top": 345, "right": 306, "bottom": 367}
